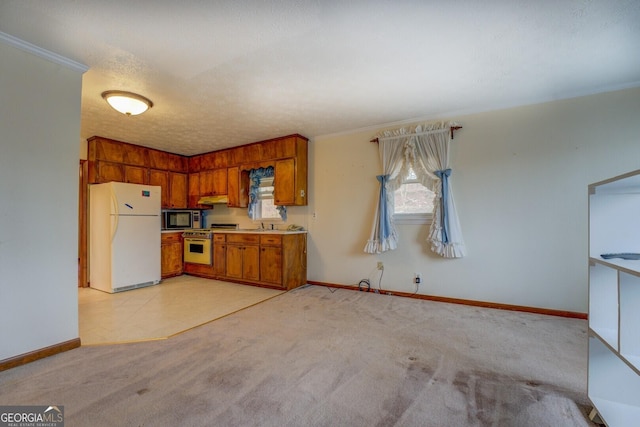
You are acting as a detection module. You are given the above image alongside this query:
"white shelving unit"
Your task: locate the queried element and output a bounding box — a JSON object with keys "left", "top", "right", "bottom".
{"left": 588, "top": 170, "right": 640, "bottom": 426}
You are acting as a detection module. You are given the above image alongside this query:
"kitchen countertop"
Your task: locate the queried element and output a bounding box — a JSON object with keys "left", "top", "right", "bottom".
{"left": 216, "top": 229, "right": 307, "bottom": 235}
{"left": 162, "top": 229, "right": 306, "bottom": 234}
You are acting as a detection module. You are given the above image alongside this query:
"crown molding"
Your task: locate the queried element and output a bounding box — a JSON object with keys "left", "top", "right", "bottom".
{"left": 0, "top": 31, "right": 88, "bottom": 73}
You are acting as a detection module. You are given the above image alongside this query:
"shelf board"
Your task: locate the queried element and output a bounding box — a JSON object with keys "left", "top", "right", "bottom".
{"left": 589, "top": 397, "right": 640, "bottom": 427}
{"left": 590, "top": 328, "right": 618, "bottom": 352}
{"left": 590, "top": 169, "right": 640, "bottom": 194}
{"left": 621, "top": 353, "right": 640, "bottom": 375}
{"left": 590, "top": 257, "right": 640, "bottom": 277}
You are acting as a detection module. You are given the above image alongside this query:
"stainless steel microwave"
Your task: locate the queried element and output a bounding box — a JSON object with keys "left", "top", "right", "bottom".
{"left": 162, "top": 210, "right": 201, "bottom": 229}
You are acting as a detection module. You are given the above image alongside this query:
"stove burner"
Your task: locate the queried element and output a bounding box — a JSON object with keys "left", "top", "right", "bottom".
{"left": 182, "top": 229, "right": 212, "bottom": 239}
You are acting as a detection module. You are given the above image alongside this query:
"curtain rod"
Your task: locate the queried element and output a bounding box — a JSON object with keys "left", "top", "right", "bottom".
{"left": 370, "top": 125, "right": 462, "bottom": 143}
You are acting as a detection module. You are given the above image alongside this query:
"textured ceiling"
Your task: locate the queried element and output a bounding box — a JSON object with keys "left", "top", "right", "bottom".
{"left": 1, "top": 1, "right": 640, "bottom": 155}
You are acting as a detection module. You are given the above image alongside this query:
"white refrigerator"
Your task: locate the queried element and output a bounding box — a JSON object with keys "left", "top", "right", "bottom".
{"left": 89, "top": 182, "right": 161, "bottom": 293}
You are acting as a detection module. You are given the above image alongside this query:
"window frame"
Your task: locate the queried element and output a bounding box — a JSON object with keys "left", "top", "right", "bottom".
{"left": 393, "top": 167, "right": 434, "bottom": 225}
{"left": 250, "top": 176, "right": 282, "bottom": 222}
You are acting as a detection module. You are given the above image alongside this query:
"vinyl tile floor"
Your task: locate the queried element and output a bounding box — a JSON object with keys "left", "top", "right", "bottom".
{"left": 78, "top": 275, "right": 285, "bottom": 345}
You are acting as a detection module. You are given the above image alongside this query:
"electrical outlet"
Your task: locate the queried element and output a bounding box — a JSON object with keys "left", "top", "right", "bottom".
{"left": 377, "top": 262, "right": 384, "bottom": 270}
{"left": 415, "top": 273, "right": 421, "bottom": 284}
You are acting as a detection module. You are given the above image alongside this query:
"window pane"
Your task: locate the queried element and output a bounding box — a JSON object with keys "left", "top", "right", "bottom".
{"left": 260, "top": 199, "right": 280, "bottom": 219}
{"left": 406, "top": 167, "right": 417, "bottom": 180}
{"left": 394, "top": 182, "right": 434, "bottom": 214}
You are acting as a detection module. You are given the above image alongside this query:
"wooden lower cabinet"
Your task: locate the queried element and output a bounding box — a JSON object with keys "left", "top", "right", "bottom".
{"left": 213, "top": 234, "right": 226, "bottom": 276}
{"left": 226, "top": 234, "right": 260, "bottom": 281}
{"left": 183, "top": 232, "right": 306, "bottom": 290}
{"left": 259, "top": 235, "right": 283, "bottom": 285}
{"left": 161, "top": 232, "right": 183, "bottom": 278}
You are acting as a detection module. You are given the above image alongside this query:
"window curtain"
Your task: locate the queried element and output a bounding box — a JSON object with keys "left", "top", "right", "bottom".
{"left": 363, "top": 137, "right": 408, "bottom": 254}
{"left": 248, "top": 166, "right": 287, "bottom": 221}
{"left": 366, "top": 121, "right": 466, "bottom": 258}
{"left": 412, "top": 124, "right": 466, "bottom": 258}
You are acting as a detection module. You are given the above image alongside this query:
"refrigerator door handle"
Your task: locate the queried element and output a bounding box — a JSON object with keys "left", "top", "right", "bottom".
{"left": 111, "top": 187, "right": 119, "bottom": 242}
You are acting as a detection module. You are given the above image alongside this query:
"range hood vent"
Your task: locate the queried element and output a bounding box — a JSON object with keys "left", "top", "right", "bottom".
{"left": 198, "top": 195, "right": 229, "bottom": 205}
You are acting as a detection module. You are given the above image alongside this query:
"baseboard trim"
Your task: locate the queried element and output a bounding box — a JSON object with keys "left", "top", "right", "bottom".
{"left": 307, "top": 281, "right": 588, "bottom": 320}
{"left": 0, "top": 338, "right": 81, "bottom": 372}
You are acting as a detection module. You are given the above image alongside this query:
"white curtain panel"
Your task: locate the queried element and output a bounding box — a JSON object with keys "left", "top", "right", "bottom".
{"left": 363, "top": 137, "right": 407, "bottom": 254}
{"left": 413, "top": 126, "right": 466, "bottom": 258}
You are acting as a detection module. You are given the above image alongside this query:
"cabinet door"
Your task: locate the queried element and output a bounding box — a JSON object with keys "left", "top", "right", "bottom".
{"left": 260, "top": 246, "right": 282, "bottom": 285}
{"left": 188, "top": 172, "right": 200, "bottom": 208}
{"left": 274, "top": 158, "right": 295, "bottom": 205}
{"left": 149, "top": 169, "right": 170, "bottom": 207}
{"left": 169, "top": 172, "right": 188, "bottom": 208}
{"left": 226, "top": 245, "right": 243, "bottom": 279}
{"left": 167, "top": 154, "right": 188, "bottom": 173}
{"left": 227, "top": 167, "right": 240, "bottom": 207}
{"left": 123, "top": 144, "right": 148, "bottom": 166}
{"left": 200, "top": 169, "right": 228, "bottom": 196}
{"left": 124, "top": 165, "right": 148, "bottom": 184}
{"left": 213, "top": 243, "right": 226, "bottom": 276}
{"left": 161, "top": 233, "right": 183, "bottom": 278}
{"left": 243, "top": 245, "right": 260, "bottom": 281}
{"left": 95, "top": 161, "right": 124, "bottom": 183}
{"left": 261, "top": 137, "right": 297, "bottom": 160}
{"left": 92, "top": 138, "right": 125, "bottom": 163}
{"left": 148, "top": 149, "right": 169, "bottom": 170}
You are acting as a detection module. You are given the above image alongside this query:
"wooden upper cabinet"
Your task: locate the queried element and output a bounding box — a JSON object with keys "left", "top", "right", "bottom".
{"left": 90, "top": 137, "right": 125, "bottom": 163}
{"left": 200, "top": 169, "right": 228, "bottom": 196}
{"left": 87, "top": 134, "right": 307, "bottom": 205}
{"left": 231, "top": 144, "right": 262, "bottom": 164}
{"left": 89, "top": 136, "right": 148, "bottom": 166}
{"left": 169, "top": 172, "right": 188, "bottom": 208}
{"left": 124, "top": 165, "right": 148, "bottom": 184}
{"left": 168, "top": 154, "right": 188, "bottom": 173}
{"left": 92, "top": 161, "right": 124, "bottom": 183}
{"left": 227, "top": 166, "right": 240, "bottom": 207}
{"left": 149, "top": 149, "right": 187, "bottom": 172}
{"left": 200, "top": 151, "right": 230, "bottom": 170}
{"left": 261, "top": 136, "right": 297, "bottom": 160}
{"left": 274, "top": 158, "right": 296, "bottom": 205}
{"left": 149, "top": 169, "right": 170, "bottom": 206}
{"left": 123, "top": 144, "right": 148, "bottom": 166}
{"left": 274, "top": 139, "right": 307, "bottom": 206}
{"left": 227, "top": 166, "right": 249, "bottom": 208}
{"left": 188, "top": 155, "right": 202, "bottom": 173}
{"left": 188, "top": 172, "right": 200, "bottom": 208}
{"left": 148, "top": 170, "right": 187, "bottom": 208}
{"left": 148, "top": 150, "right": 167, "bottom": 170}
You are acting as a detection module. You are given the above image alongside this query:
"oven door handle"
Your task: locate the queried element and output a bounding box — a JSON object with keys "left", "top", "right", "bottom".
{"left": 186, "top": 239, "right": 209, "bottom": 243}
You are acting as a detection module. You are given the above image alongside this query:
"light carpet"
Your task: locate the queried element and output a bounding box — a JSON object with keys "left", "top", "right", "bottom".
{"left": 3, "top": 285, "right": 595, "bottom": 426}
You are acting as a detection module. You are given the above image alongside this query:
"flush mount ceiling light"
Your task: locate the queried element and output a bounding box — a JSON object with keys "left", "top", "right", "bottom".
{"left": 101, "top": 90, "right": 153, "bottom": 116}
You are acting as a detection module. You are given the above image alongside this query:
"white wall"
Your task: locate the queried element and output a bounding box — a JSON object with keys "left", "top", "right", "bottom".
{"left": 0, "top": 40, "right": 85, "bottom": 360}
{"left": 307, "top": 88, "right": 640, "bottom": 313}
